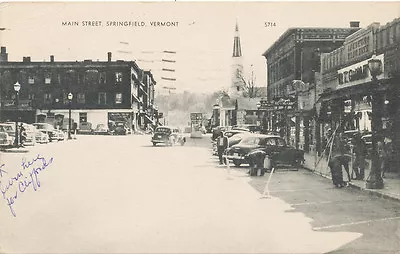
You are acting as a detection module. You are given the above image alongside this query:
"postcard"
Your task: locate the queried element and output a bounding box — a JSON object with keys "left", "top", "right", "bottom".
{"left": 0, "top": 1, "right": 400, "bottom": 253}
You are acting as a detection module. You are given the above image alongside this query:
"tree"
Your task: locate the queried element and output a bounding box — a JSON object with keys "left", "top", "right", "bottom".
{"left": 237, "top": 66, "right": 262, "bottom": 98}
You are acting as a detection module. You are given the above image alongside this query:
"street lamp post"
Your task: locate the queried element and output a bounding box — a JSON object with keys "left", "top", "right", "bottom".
{"left": 13, "top": 82, "right": 21, "bottom": 147}
{"left": 366, "top": 56, "right": 384, "bottom": 189}
{"left": 68, "top": 92, "right": 73, "bottom": 140}
{"left": 256, "top": 101, "right": 261, "bottom": 130}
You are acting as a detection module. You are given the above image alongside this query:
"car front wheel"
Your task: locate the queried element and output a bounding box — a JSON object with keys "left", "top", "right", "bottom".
{"left": 152, "top": 142, "right": 157, "bottom": 146}
{"left": 232, "top": 159, "right": 241, "bottom": 167}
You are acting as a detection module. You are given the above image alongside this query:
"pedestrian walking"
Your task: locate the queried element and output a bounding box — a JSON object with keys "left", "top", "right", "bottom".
{"left": 216, "top": 132, "right": 228, "bottom": 165}
{"left": 378, "top": 136, "right": 392, "bottom": 178}
{"left": 328, "top": 132, "right": 349, "bottom": 188}
{"left": 19, "top": 123, "right": 27, "bottom": 147}
{"left": 352, "top": 133, "right": 366, "bottom": 180}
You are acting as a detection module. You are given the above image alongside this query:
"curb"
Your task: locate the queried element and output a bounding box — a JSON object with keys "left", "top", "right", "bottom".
{"left": 302, "top": 163, "right": 400, "bottom": 204}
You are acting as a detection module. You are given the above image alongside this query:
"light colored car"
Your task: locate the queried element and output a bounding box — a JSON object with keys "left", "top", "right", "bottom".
{"left": 53, "top": 129, "right": 65, "bottom": 141}
{"left": 94, "top": 124, "right": 109, "bottom": 135}
{"left": 0, "top": 128, "right": 13, "bottom": 149}
{"left": 78, "top": 122, "right": 93, "bottom": 134}
{"left": 35, "top": 130, "right": 49, "bottom": 144}
{"left": 33, "top": 123, "right": 56, "bottom": 142}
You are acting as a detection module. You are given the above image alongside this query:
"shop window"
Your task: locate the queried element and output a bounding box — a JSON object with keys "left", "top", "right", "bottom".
{"left": 79, "top": 113, "right": 87, "bottom": 123}
{"left": 98, "top": 92, "right": 107, "bottom": 105}
{"left": 115, "top": 93, "right": 122, "bottom": 104}
{"left": 77, "top": 93, "right": 85, "bottom": 104}
{"left": 44, "top": 93, "right": 52, "bottom": 104}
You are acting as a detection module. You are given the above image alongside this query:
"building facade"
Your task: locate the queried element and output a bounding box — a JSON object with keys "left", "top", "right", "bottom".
{"left": 262, "top": 24, "right": 361, "bottom": 149}
{"left": 0, "top": 48, "right": 157, "bottom": 132}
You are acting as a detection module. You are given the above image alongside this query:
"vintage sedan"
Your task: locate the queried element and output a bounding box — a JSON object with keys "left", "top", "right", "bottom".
{"left": 151, "top": 126, "right": 186, "bottom": 146}
{"left": 225, "top": 134, "right": 304, "bottom": 167}
{"left": 0, "top": 127, "right": 13, "bottom": 150}
{"left": 35, "top": 131, "right": 49, "bottom": 144}
{"left": 94, "top": 124, "right": 109, "bottom": 135}
{"left": 33, "top": 123, "right": 56, "bottom": 142}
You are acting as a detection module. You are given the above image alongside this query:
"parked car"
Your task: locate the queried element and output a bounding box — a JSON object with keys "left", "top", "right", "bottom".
{"left": 225, "top": 134, "right": 304, "bottom": 167}
{"left": 151, "top": 126, "right": 186, "bottom": 146}
{"left": 78, "top": 122, "right": 93, "bottom": 134}
{"left": 112, "top": 122, "right": 131, "bottom": 135}
{"left": 212, "top": 130, "right": 251, "bottom": 156}
{"left": 94, "top": 124, "right": 109, "bottom": 135}
{"left": 21, "top": 123, "right": 37, "bottom": 146}
{"left": 32, "top": 123, "right": 56, "bottom": 142}
{"left": 53, "top": 129, "right": 65, "bottom": 141}
{"left": 232, "top": 124, "right": 260, "bottom": 133}
{"left": 0, "top": 127, "right": 14, "bottom": 150}
{"left": 0, "top": 123, "right": 15, "bottom": 141}
{"left": 35, "top": 131, "right": 49, "bottom": 144}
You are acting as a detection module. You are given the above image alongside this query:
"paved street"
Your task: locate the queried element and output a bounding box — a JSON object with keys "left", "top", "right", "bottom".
{"left": 0, "top": 135, "right": 398, "bottom": 253}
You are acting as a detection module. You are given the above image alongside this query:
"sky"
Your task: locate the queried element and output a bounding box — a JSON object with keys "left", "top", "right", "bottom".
{"left": 0, "top": 1, "right": 399, "bottom": 95}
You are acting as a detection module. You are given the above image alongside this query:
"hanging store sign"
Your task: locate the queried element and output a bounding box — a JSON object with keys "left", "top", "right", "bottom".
{"left": 337, "top": 54, "right": 384, "bottom": 89}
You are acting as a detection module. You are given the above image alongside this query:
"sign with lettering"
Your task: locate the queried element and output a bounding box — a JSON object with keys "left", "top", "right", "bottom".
{"left": 337, "top": 54, "right": 384, "bottom": 89}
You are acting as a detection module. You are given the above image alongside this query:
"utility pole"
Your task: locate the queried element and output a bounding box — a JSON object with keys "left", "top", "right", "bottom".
{"left": 163, "top": 86, "right": 176, "bottom": 126}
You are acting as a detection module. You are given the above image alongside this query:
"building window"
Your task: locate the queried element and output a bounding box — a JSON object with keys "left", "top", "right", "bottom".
{"left": 115, "top": 93, "right": 123, "bottom": 104}
{"left": 79, "top": 113, "right": 87, "bottom": 123}
{"left": 115, "top": 72, "right": 123, "bottom": 83}
{"left": 44, "top": 93, "right": 52, "bottom": 104}
{"left": 98, "top": 92, "right": 107, "bottom": 105}
{"left": 100, "top": 72, "right": 107, "bottom": 84}
{"left": 28, "top": 76, "right": 35, "bottom": 84}
{"left": 28, "top": 94, "right": 35, "bottom": 100}
{"left": 77, "top": 93, "right": 85, "bottom": 104}
{"left": 44, "top": 73, "right": 51, "bottom": 84}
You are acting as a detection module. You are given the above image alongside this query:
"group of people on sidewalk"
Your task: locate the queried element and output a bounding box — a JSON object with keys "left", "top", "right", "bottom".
{"left": 324, "top": 127, "right": 393, "bottom": 188}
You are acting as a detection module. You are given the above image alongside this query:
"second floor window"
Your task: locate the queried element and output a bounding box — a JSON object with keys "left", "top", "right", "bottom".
{"left": 44, "top": 93, "right": 52, "bottom": 104}
{"left": 98, "top": 92, "right": 107, "bottom": 105}
{"left": 115, "top": 72, "right": 123, "bottom": 83}
{"left": 77, "top": 93, "right": 85, "bottom": 104}
{"left": 115, "top": 93, "right": 122, "bottom": 104}
{"left": 44, "top": 73, "right": 51, "bottom": 84}
{"left": 28, "top": 94, "right": 35, "bottom": 100}
{"left": 28, "top": 76, "right": 35, "bottom": 84}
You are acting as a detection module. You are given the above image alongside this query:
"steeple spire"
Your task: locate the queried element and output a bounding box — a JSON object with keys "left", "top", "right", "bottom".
{"left": 232, "top": 20, "right": 242, "bottom": 57}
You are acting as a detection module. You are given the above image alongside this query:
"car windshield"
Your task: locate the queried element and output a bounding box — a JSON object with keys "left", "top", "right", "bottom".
{"left": 0, "top": 125, "right": 13, "bottom": 132}
{"left": 34, "top": 124, "right": 53, "bottom": 130}
{"left": 156, "top": 127, "right": 171, "bottom": 133}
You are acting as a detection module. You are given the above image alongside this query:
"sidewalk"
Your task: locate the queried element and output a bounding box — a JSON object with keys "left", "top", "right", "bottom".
{"left": 303, "top": 152, "right": 400, "bottom": 203}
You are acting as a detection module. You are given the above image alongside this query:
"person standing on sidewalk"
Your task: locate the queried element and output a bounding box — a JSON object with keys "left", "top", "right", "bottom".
{"left": 352, "top": 133, "right": 366, "bottom": 180}
{"left": 216, "top": 132, "right": 228, "bottom": 165}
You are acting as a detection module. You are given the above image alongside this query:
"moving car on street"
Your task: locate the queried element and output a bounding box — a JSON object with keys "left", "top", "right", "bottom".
{"left": 151, "top": 126, "right": 186, "bottom": 146}
{"left": 225, "top": 134, "right": 304, "bottom": 167}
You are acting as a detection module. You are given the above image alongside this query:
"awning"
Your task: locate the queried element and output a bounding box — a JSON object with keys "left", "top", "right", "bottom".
{"left": 318, "top": 79, "right": 391, "bottom": 103}
{"left": 132, "top": 94, "right": 140, "bottom": 103}
{"left": 144, "top": 114, "right": 155, "bottom": 125}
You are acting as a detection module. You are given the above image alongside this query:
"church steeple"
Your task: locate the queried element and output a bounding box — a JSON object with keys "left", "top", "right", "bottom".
{"left": 232, "top": 21, "right": 242, "bottom": 57}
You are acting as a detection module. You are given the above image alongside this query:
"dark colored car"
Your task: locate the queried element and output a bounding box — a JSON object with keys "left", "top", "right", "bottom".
{"left": 151, "top": 126, "right": 186, "bottom": 146}
{"left": 212, "top": 130, "right": 250, "bottom": 156}
{"left": 113, "top": 122, "right": 130, "bottom": 135}
{"left": 225, "top": 134, "right": 304, "bottom": 167}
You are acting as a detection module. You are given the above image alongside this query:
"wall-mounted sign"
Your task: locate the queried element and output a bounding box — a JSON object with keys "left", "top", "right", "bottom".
{"left": 337, "top": 54, "right": 384, "bottom": 89}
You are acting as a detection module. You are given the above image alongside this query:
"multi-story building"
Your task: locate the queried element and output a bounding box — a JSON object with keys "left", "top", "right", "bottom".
{"left": 0, "top": 48, "right": 157, "bottom": 132}
{"left": 262, "top": 23, "right": 360, "bottom": 149}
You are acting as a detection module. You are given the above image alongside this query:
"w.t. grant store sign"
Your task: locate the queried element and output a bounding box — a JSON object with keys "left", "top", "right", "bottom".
{"left": 337, "top": 54, "right": 384, "bottom": 89}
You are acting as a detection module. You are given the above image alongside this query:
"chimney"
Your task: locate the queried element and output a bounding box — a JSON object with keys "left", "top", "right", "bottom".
{"left": 350, "top": 21, "right": 360, "bottom": 28}
{"left": 23, "top": 56, "right": 31, "bottom": 62}
{"left": 107, "top": 52, "right": 112, "bottom": 62}
{"left": 0, "top": 46, "right": 7, "bottom": 62}
{"left": 50, "top": 55, "right": 54, "bottom": 62}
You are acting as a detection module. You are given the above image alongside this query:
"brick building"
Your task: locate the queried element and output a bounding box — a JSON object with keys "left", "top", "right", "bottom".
{"left": 0, "top": 48, "right": 157, "bottom": 132}
{"left": 262, "top": 23, "right": 360, "bottom": 149}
